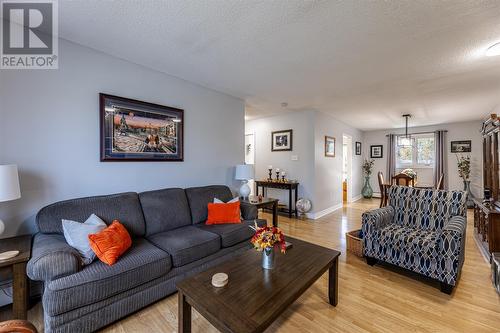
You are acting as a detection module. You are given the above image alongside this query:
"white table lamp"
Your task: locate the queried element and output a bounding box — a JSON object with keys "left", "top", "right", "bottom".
{"left": 0, "top": 165, "right": 21, "bottom": 260}
{"left": 235, "top": 164, "right": 254, "bottom": 199}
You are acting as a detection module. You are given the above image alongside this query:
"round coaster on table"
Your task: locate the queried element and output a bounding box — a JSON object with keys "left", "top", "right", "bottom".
{"left": 211, "top": 273, "right": 228, "bottom": 287}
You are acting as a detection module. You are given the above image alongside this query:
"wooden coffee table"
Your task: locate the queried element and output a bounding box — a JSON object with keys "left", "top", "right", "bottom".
{"left": 176, "top": 237, "right": 340, "bottom": 333}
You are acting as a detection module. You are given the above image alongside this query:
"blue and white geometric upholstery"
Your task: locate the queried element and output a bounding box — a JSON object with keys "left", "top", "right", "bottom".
{"left": 362, "top": 186, "right": 467, "bottom": 286}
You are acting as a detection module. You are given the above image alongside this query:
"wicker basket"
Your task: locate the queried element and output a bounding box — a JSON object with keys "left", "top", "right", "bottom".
{"left": 346, "top": 229, "right": 364, "bottom": 257}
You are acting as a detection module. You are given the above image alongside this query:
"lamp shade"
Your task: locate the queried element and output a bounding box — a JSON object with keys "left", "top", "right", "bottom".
{"left": 235, "top": 164, "right": 254, "bottom": 180}
{"left": 0, "top": 165, "right": 21, "bottom": 202}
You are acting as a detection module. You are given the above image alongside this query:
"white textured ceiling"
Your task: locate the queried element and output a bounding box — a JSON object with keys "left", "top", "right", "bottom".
{"left": 58, "top": 0, "right": 500, "bottom": 130}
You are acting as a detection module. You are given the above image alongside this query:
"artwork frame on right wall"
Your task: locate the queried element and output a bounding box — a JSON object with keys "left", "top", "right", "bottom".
{"left": 355, "top": 142, "right": 362, "bottom": 155}
{"left": 451, "top": 140, "right": 471, "bottom": 153}
{"left": 370, "top": 145, "right": 383, "bottom": 158}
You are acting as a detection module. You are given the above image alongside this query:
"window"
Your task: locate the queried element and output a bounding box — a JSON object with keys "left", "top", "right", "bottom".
{"left": 396, "top": 133, "right": 435, "bottom": 168}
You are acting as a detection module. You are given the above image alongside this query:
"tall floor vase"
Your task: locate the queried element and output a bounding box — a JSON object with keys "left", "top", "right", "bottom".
{"left": 463, "top": 180, "right": 474, "bottom": 208}
{"left": 362, "top": 176, "right": 373, "bottom": 199}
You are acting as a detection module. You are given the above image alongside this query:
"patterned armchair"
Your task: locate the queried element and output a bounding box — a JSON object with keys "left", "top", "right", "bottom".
{"left": 362, "top": 186, "right": 467, "bottom": 294}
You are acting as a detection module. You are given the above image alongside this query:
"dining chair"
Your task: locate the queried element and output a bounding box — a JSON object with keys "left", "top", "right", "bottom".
{"left": 378, "top": 172, "right": 389, "bottom": 207}
{"left": 392, "top": 173, "right": 415, "bottom": 187}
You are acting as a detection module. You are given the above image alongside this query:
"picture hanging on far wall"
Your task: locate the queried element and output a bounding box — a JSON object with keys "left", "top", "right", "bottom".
{"left": 271, "top": 129, "right": 293, "bottom": 151}
{"left": 370, "top": 145, "right": 383, "bottom": 158}
{"left": 100, "top": 93, "right": 184, "bottom": 161}
{"left": 355, "top": 142, "right": 362, "bottom": 155}
{"left": 451, "top": 140, "right": 471, "bottom": 153}
{"left": 324, "top": 136, "right": 336, "bottom": 157}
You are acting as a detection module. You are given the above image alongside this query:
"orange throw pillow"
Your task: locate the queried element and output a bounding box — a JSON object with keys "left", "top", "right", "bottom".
{"left": 205, "top": 201, "right": 241, "bottom": 225}
{"left": 88, "top": 220, "right": 132, "bottom": 265}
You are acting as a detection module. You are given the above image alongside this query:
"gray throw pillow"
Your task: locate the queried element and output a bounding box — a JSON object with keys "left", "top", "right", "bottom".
{"left": 62, "top": 214, "right": 107, "bottom": 265}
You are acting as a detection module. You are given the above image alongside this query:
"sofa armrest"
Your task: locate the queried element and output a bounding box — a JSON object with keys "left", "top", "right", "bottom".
{"left": 240, "top": 201, "right": 258, "bottom": 220}
{"left": 27, "top": 233, "right": 82, "bottom": 282}
{"left": 361, "top": 206, "right": 395, "bottom": 234}
{"left": 438, "top": 215, "right": 467, "bottom": 285}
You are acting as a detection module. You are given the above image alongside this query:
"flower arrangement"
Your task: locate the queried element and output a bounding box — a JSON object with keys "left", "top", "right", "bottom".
{"left": 362, "top": 159, "right": 375, "bottom": 176}
{"left": 250, "top": 222, "right": 286, "bottom": 254}
{"left": 456, "top": 154, "right": 471, "bottom": 180}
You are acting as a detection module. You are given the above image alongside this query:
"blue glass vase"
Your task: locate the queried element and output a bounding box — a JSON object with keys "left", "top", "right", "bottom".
{"left": 362, "top": 176, "right": 373, "bottom": 199}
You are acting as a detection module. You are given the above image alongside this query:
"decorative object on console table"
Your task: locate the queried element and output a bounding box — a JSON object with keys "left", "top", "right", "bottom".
{"left": 271, "top": 129, "right": 293, "bottom": 151}
{"left": 100, "top": 93, "right": 184, "bottom": 161}
{"left": 361, "top": 159, "right": 374, "bottom": 199}
{"left": 456, "top": 154, "right": 474, "bottom": 208}
{"left": 325, "top": 136, "right": 336, "bottom": 157}
{"left": 255, "top": 180, "right": 299, "bottom": 218}
{"left": 275, "top": 168, "right": 280, "bottom": 181}
{"left": 355, "top": 141, "right": 362, "bottom": 155}
{"left": 267, "top": 165, "right": 273, "bottom": 181}
{"left": 451, "top": 140, "right": 472, "bottom": 153}
{"left": 235, "top": 164, "right": 254, "bottom": 199}
{"left": 250, "top": 222, "right": 286, "bottom": 270}
{"left": 370, "top": 145, "right": 383, "bottom": 158}
{"left": 0, "top": 165, "right": 22, "bottom": 259}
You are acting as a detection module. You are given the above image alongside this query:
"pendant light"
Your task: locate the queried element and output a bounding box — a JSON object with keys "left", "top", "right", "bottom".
{"left": 398, "top": 114, "right": 412, "bottom": 147}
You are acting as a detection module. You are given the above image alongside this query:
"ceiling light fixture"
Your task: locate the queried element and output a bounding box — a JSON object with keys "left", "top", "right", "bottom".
{"left": 486, "top": 42, "right": 500, "bottom": 57}
{"left": 398, "top": 114, "right": 413, "bottom": 147}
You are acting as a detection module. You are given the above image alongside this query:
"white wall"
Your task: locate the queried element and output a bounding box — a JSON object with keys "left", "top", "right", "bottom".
{"left": 314, "top": 112, "right": 363, "bottom": 216}
{"left": 0, "top": 39, "right": 245, "bottom": 237}
{"left": 362, "top": 121, "right": 483, "bottom": 197}
{"left": 245, "top": 110, "right": 362, "bottom": 218}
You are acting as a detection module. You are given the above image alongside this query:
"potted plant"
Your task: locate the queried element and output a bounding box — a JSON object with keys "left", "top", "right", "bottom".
{"left": 362, "top": 159, "right": 375, "bottom": 198}
{"left": 250, "top": 222, "right": 286, "bottom": 269}
{"left": 457, "top": 154, "right": 474, "bottom": 208}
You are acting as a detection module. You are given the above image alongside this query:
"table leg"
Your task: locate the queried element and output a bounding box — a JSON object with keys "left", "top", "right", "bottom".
{"left": 272, "top": 201, "right": 278, "bottom": 227}
{"left": 328, "top": 258, "right": 338, "bottom": 306}
{"left": 294, "top": 187, "right": 298, "bottom": 217}
{"left": 288, "top": 188, "right": 292, "bottom": 218}
{"left": 256, "top": 185, "right": 259, "bottom": 197}
{"left": 12, "top": 262, "right": 27, "bottom": 320}
{"left": 178, "top": 291, "right": 191, "bottom": 333}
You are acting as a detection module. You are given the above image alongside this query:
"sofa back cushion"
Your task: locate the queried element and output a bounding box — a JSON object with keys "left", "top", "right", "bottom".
{"left": 388, "top": 186, "right": 466, "bottom": 231}
{"left": 185, "top": 185, "right": 233, "bottom": 224}
{"left": 139, "top": 188, "right": 192, "bottom": 236}
{"left": 36, "top": 192, "right": 146, "bottom": 237}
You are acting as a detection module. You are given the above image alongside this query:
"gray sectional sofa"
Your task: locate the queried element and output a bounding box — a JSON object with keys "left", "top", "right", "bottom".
{"left": 27, "top": 185, "right": 266, "bottom": 333}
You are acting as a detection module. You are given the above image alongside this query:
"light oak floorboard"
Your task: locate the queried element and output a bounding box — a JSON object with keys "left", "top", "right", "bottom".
{"left": 22, "top": 199, "right": 500, "bottom": 332}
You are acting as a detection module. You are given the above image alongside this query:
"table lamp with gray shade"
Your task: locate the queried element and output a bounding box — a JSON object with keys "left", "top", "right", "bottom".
{"left": 235, "top": 164, "right": 254, "bottom": 199}
{"left": 0, "top": 165, "right": 21, "bottom": 260}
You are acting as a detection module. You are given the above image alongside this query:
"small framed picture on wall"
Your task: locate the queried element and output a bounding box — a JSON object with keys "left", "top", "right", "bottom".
{"left": 271, "top": 129, "right": 293, "bottom": 151}
{"left": 355, "top": 142, "right": 362, "bottom": 155}
{"left": 451, "top": 140, "right": 471, "bottom": 153}
{"left": 370, "top": 145, "right": 383, "bottom": 158}
{"left": 324, "top": 136, "right": 335, "bottom": 157}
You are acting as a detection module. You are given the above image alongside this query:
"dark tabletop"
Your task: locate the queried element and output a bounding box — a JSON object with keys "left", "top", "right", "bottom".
{"left": 177, "top": 237, "right": 340, "bottom": 333}
{"left": 241, "top": 196, "right": 279, "bottom": 205}
{"left": 0, "top": 235, "right": 32, "bottom": 268}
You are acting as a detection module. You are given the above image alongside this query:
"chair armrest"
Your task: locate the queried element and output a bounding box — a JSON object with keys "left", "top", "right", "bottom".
{"left": 438, "top": 215, "right": 467, "bottom": 285}
{"left": 27, "top": 233, "right": 82, "bottom": 282}
{"left": 361, "top": 206, "right": 395, "bottom": 234}
{"left": 240, "top": 201, "right": 258, "bottom": 220}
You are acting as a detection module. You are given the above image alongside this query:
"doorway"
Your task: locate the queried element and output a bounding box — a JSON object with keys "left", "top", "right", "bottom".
{"left": 342, "top": 135, "right": 353, "bottom": 204}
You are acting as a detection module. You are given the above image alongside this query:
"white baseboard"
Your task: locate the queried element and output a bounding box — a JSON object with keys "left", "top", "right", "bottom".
{"left": 306, "top": 203, "right": 343, "bottom": 220}
{"left": 351, "top": 194, "right": 363, "bottom": 202}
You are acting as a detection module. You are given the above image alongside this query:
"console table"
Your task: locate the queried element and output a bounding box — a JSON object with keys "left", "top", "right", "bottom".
{"left": 255, "top": 181, "right": 299, "bottom": 218}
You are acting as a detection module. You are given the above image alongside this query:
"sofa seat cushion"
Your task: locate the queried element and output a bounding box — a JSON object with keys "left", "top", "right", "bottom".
{"left": 377, "top": 224, "right": 439, "bottom": 275}
{"left": 44, "top": 238, "right": 171, "bottom": 316}
{"left": 147, "top": 226, "right": 221, "bottom": 267}
{"left": 197, "top": 219, "right": 267, "bottom": 248}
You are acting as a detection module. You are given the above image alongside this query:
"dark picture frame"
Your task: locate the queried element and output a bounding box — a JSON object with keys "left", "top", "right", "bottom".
{"left": 451, "top": 140, "right": 471, "bottom": 153}
{"left": 271, "top": 129, "right": 293, "bottom": 151}
{"left": 100, "top": 93, "right": 184, "bottom": 161}
{"left": 325, "top": 136, "right": 336, "bottom": 157}
{"left": 370, "top": 145, "right": 383, "bottom": 158}
{"left": 355, "top": 142, "right": 362, "bottom": 155}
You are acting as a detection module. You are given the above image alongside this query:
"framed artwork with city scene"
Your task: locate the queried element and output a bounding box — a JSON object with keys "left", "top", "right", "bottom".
{"left": 271, "top": 129, "right": 293, "bottom": 151}
{"left": 100, "top": 93, "right": 184, "bottom": 161}
{"left": 451, "top": 140, "right": 471, "bottom": 153}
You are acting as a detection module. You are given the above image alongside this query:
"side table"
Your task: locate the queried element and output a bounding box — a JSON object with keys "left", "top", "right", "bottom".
{"left": 241, "top": 196, "right": 279, "bottom": 227}
{"left": 0, "top": 235, "right": 32, "bottom": 320}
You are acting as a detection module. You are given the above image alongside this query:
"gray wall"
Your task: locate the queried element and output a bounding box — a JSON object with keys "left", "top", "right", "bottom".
{"left": 362, "top": 120, "right": 483, "bottom": 197}
{"left": 0, "top": 39, "right": 245, "bottom": 237}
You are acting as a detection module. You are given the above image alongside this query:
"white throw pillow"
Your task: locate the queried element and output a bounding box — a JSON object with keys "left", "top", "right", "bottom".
{"left": 62, "top": 214, "right": 107, "bottom": 265}
{"left": 213, "top": 197, "right": 242, "bottom": 220}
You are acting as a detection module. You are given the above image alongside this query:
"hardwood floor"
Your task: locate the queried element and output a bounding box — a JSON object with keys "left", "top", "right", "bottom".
{"left": 25, "top": 199, "right": 500, "bottom": 332}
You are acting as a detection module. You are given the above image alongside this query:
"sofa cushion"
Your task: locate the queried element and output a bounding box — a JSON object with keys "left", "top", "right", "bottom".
{"left": 36, "top": 192, "right": 146, "bottom": 237}
{"left": 185, "top": 185, "right": 233, "bottom": 224}
{"left": 44, "top": 238, "right": 171, "bottom": 316}
{"left": 197, "top": 219, "right": 267, "bottom": 248}
{"left": 147, "top": 226, "right": 220, "bottom": 267}
{"left": 139, "top": 188, "right": 192, "bottom": 236}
